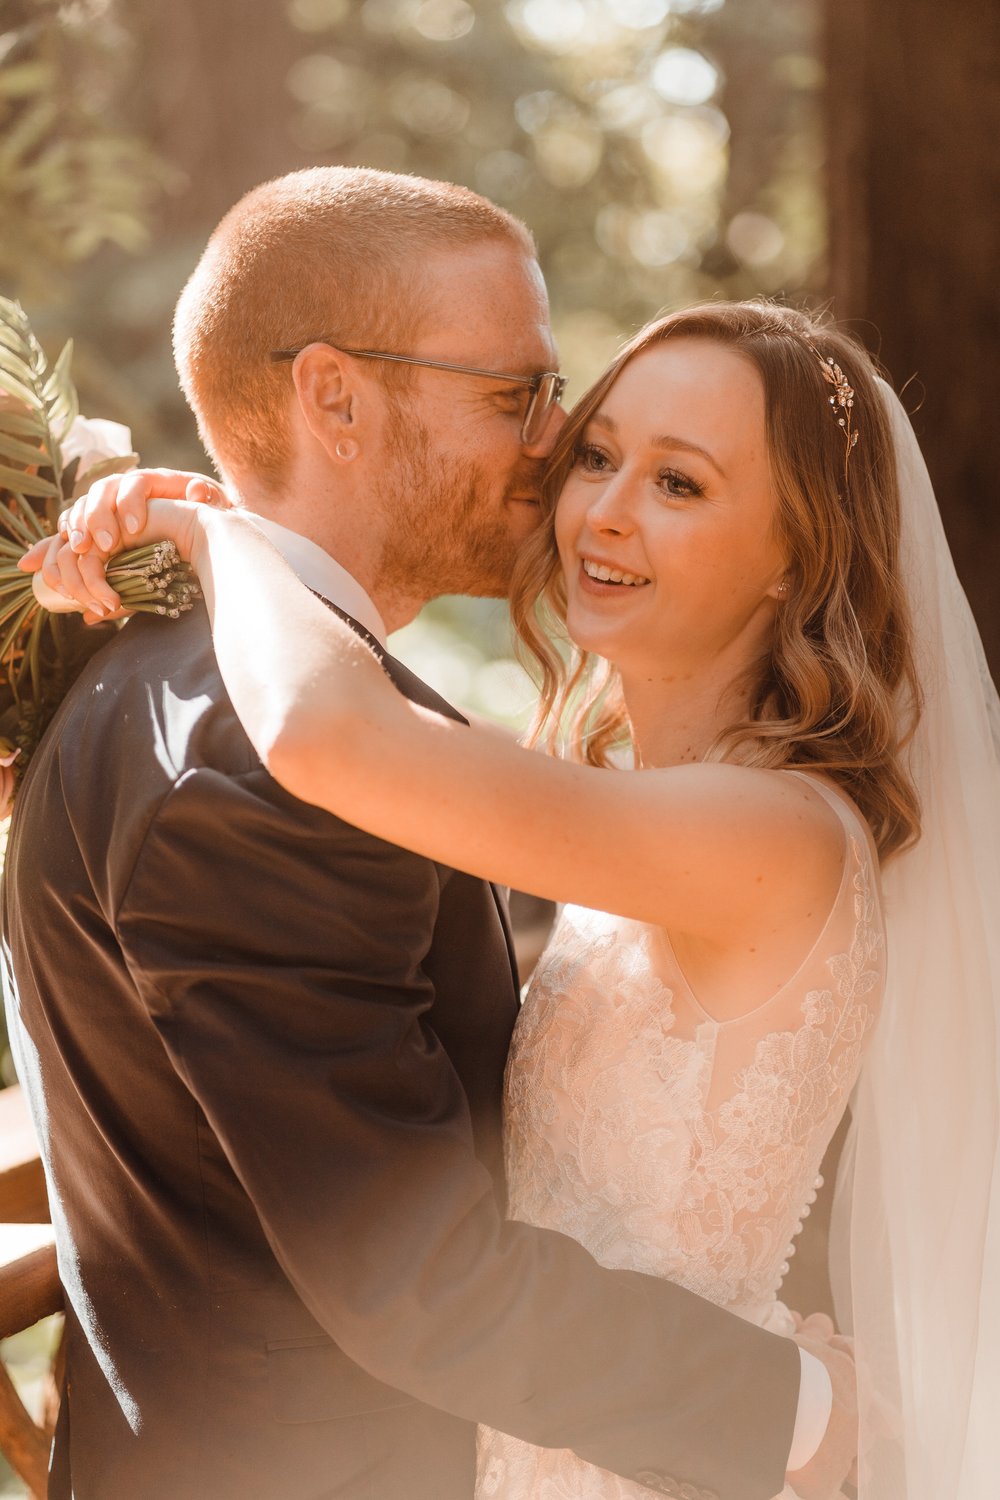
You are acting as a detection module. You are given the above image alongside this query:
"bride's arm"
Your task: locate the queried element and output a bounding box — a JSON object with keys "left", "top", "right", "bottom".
{"left": 24, "top": 497, "right": 843, "bottom": 940}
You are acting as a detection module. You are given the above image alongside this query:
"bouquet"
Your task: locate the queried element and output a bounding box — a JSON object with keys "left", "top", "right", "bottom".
{"left": 0, "top": 295, "right": 200, "bottom": 807}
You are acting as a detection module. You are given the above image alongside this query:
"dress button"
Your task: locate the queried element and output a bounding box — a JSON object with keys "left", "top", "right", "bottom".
{"left": 815, "top": 1173, "right": 824, "bottom": 1188}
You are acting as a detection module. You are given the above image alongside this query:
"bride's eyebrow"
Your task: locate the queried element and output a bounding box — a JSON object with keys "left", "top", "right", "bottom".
{"left": 590, "top": 410, "right": 727, "bottom": 479}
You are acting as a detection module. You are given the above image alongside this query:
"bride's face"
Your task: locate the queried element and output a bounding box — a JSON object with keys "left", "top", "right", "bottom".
{"left": 554, "top": 338, "right": 788, "bottom": 682}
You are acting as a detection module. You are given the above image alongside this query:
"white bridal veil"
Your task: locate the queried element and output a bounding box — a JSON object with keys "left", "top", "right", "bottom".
{"left": 832, "top": 382, "right": 1000, "bottom": 1498}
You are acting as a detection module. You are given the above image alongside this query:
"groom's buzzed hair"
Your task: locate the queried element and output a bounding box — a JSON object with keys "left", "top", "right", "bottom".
{"left": 173, "top": 166, "right": 534, "bottom": 487}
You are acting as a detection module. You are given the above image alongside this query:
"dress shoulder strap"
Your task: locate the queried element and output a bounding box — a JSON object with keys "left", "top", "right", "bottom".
{"left": 780, "top": 768, "right": 872, "bottom": 849}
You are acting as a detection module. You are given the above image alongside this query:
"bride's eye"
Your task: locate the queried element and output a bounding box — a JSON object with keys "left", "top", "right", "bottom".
{"left": 573, "top": 442, "right": 613, "bottom": 473}
{"left": 659, "top": 467, "right": 705, "bottom": 499}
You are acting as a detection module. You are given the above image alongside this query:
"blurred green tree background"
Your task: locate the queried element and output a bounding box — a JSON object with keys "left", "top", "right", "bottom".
{"left": 0, "top": 0, "right": 824, "bottom": 737}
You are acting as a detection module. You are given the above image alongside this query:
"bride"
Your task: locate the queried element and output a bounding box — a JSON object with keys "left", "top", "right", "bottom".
{"left": 31, "top": 300, "right": 999, "bottom": 1499}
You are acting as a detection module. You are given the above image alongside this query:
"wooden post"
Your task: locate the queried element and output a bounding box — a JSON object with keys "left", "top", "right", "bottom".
{"left": 0, "top": 1360, "right": 49, "bottom": 1499}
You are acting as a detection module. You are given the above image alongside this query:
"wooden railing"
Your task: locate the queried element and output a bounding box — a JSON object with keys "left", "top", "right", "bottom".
{"left": 0, "top": 1084, "right": 61, "bottom": 1500}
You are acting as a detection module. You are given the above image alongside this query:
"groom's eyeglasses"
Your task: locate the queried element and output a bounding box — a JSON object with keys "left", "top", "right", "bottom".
{"left": 269, "top": 342, "right": 567, "bottom": 446}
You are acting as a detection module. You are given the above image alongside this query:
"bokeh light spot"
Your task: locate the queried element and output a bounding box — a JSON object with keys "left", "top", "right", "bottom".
{"left": 596, "top": 83, "right": 655, "bottom": 133}
{"left": 629, "top": 210, "right": 690, "bottom": 266}
{"left": 534, "top": 123, "right": 603, "bottom": 189}
{"left": 664, "top": 0, "right": 725, "bottom": 13}
{"left": 362, "top": 0, "right": 420, "bottom": 36}
{"left": 595, "top": 203, "right": 633, "bottom": 259}
{"left": 509, "top": 0, "right": 589, "bottom": 49}
{"left": 288, "top": 0, "right": 351, "bottom": 32}
{"left": 726, "top": 211, "right": 786, "bottom": 265}
{"left": 652, "top": 46, "right": 720, "bottom": 106}
{"left": 601, "top": 0, "right": 671, "bottom": 29}
{"left": 413, "top": 0, "right": 476, "bottom": 41}
{"left": 515, "top": 90, "right": 558, "bottom": 135}
{"left": 390, "top": 76, "right": 470, "bottom": 135}
{"left": 287, "top": 53, "right": 355, "bottom": 105}
{"left": 642, "top": 113, "right": 727, "bottom": 191}
{"left": 773, "top": 53, "right": 824, "bottom": 89}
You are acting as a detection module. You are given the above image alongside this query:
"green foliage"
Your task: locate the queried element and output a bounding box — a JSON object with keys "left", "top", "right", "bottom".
{"left": 0, "top": 296, "right": 198, "bottom": 784}
{"left": 0, "top": 0, "right": 174, "bottom": 297}
{"left": 0, "top": 297, "right": 77, "bottom": 502}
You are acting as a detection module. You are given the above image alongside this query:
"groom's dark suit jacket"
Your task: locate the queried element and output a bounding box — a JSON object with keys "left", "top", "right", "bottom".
{"left": 2, "top": 603, "right": 800, "bottom": 1500}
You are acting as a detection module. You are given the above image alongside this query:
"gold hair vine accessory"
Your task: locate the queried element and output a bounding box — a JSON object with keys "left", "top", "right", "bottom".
{"left": 808, "top": 344, "right": 858, "bottom": 468}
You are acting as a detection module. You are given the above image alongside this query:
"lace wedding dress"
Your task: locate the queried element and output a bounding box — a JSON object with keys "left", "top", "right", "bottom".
{"left": 476, "top": 772, "right": 885, "bottom": 1499}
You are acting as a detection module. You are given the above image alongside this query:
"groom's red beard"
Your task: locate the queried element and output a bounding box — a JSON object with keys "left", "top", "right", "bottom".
{"left": 375, "top": 409, "right": 544, "bottom": 602}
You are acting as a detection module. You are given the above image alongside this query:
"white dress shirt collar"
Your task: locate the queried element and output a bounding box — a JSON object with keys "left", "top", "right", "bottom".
{"left": 241, "top": 511, "right": 388, "bottom": 647}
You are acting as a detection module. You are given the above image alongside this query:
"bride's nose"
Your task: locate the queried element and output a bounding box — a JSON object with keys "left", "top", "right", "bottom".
{"left": 585, "top": 473, "right": 638, "bottom": 535}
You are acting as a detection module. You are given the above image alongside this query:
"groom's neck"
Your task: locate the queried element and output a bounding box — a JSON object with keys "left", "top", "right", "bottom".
{"left": 222, "top": 478, "right": 426, "bottom": 635}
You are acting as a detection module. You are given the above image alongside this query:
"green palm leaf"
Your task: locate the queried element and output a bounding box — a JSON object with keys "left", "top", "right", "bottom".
{"left": 0, "top": 298, "right": 62, "bottom": 484}
{"left": 0, "top": 324, "right": 29, "bottom": 357}
{"left": 7, "top": 489, "right": 49, "bottom": 540}
{"left": 0, "top": 595, "right": 38, "bottom": 675}
{"left": 0, "top": 464, "right": 59, "bottom": 499}
{"left": 0, "top": 345, "right": 43, "bottom": 394}
{"left": 0, "top": 298, "right": 198, "bottom": 791}
{"left": 42, "top": 340, "right": 78, "bottom": 445}
{"left": 0, "top": 364, "right": 43, "bottom": 413}
{"left": 0, "top": 409, "right": 48, "bottom": 440}
{"left": 0, "top": 431, "right": 48, "bottom": 467}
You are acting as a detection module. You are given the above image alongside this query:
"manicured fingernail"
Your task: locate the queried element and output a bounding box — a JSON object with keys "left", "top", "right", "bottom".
{"left": 125, "top": 514, "right": 140, "bottom": 534}
{"left": 70, "top": 529, "right": 85, "bottom": 548}
{"left": 96, "top": 530, "right": 114, "bottom": 551}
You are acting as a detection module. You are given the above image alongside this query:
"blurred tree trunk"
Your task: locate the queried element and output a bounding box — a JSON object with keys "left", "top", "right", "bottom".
{"left": 825, "top": 0, "right": 1000, "bottom": 673}
{"left": 124, "top": 0, "right": 306, "bottom": 231}
{"left": 787, "top": 0, "right": 1000, "bottom": 1328}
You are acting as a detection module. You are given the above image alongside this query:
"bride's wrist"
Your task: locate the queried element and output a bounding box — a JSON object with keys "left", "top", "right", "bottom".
{"left": 188, "top": 503, "right": 222, "bottom": 574}
{"left": 189, "top": 504, "right": 266, "bottom": 576}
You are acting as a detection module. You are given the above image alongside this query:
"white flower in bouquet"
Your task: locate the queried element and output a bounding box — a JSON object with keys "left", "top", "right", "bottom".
{"left": 60, "top": 415, "right": 136, "bottom": 492}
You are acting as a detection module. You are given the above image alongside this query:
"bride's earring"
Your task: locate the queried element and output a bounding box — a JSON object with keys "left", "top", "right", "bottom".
{"left": 776, "top": 578, "right": 791, "bottom": 599}
{"left": 335, "top": 438, "right": 358, "bottom": 461}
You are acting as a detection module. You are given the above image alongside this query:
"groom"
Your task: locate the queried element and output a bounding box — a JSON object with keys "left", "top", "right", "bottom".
{"left": 3, "top": 168, "right": 854, "bottom": 1499}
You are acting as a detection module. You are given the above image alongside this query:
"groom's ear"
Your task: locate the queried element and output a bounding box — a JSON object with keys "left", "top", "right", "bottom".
{"left": 290, "top": 343, "right": 363, "bottom": 459}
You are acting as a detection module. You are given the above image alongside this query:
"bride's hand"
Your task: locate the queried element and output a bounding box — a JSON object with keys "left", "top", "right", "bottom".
{"left": 17, "top": 466, "right": 227, "bottom": 619}
{"left": 59, "top": 467, "right": 229, "bottom": 560}
{"left": 18, "top": 497, "right": 207, "bottom": 620}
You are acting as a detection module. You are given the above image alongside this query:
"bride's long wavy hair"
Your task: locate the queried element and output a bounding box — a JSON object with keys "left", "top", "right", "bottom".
{"left": 510, "top": 301, "right": 921, "bottom": 859}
